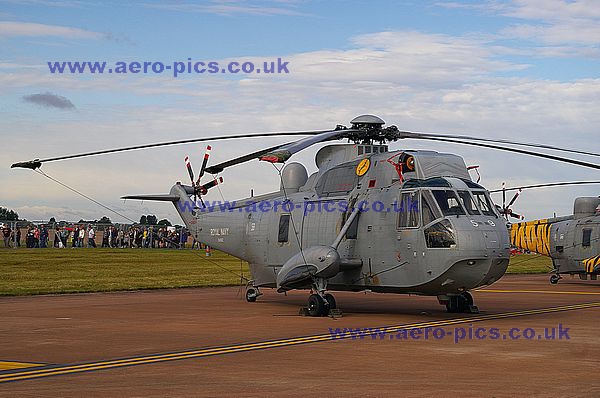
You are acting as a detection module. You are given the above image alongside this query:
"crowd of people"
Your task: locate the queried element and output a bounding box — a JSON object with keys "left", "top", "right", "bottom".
{"left": 1, "top": 223, "right": 196, "bottom": 250}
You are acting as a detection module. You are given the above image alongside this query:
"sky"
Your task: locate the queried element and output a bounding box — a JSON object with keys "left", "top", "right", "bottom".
{"left": 1, "top": 0, "right": 599, "bottom": 224}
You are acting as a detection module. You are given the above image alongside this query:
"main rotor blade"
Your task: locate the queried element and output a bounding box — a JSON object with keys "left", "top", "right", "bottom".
{"left": 401, "top": 134, "right": 600, "bottom": 170}
{"left": 260, "top": 129, "right": 357, "bottom": 163}
{"left": 507, "top": 190, "right": 521, "bottom": 208}
{"left": 399, "top": 131, "right": 600, "bottom": 158}
{"left": 206, "top": 128, "right": 356, "bottom": 173}
{"left": 490, "top": 181, "right": 600, "bottom": 193}
{"left": 10, "top": 130, "right": 330, "bottom": 169}
{"left": 205, "top": 144, "right": 288, "bottom": 174}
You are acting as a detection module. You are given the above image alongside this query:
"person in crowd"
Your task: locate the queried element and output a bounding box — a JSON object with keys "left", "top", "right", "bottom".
{"left": 15, "top": 227, "right": 21, "bottom": 247}
{"left": 54, "top": 227, "right": 61, "bottom": 248}
{"left": 117, "top": 229, "right": 124, "bottom": 248}
{"left": 71, "top": 226, "right": 78, "bottom": 248}
{"left": 101, "top": 227, "right": 109, "bottom": 247}
{"left": 87, "top": 225, "right": 96, "bottom": 248}
{"left": 78, "top": 225, "right": 85, "bottom": 248}
{"left": 60, "top": 228, "right": 69, "bottom": 248}
{"left": 2, "top": 224, "right": 11, "bottom": 248}
{"left": 149, "top": 227, "right": 156, "bottom": 248}
{"left": 33, "top": 226, "right": 40, "bottom": 248}
{"left": 180, "top": 228, "right": 187, "bottom": 249}
{"left": 113, "top": 227, "right": 118, "bottom": 248}
{"left": 25, "top": 227, "right": 33, "bottom": 248}
{"left": 158, "top": 228, "right": 164, "bottom": 248}
{"left": 39, "top": 224, "right": 48, "bottom": 248}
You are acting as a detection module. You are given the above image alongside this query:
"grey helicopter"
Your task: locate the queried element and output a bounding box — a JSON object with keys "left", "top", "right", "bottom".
{"left": 490, "top": 181, "right": 600, "bottom": 285}
{"left": 12, "top": 115, "right": 600, "bottom": 316}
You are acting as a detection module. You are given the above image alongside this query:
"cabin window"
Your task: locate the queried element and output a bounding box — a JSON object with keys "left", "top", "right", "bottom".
{"left": 278, "top": 214, "right": 290, "bottom": 243}
{"left": 432, "top": 190, "right": 465, "bottom": 216}
{"left": 472, "top": 191, "right": 496, "bottom": 217}
{"left": 315, "top": 163, "right": 359, "bottom": 197}
{"left": 398, "top": 191, "right": 420, "bottom": 228}
{"left": 457, "top": 191, "right": 480, "bottom": 215}
{"left": 583, "top": 229, "right": 592, "bottom": 247}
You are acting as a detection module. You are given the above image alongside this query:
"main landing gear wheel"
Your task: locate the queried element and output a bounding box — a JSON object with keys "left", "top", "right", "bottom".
{"left": 324, "top": 293, "right": 337, "bottom": 310}
{"left": 550, "top": 274, "right": 560, "bottom": 284}
{"left": 307, "top": 294, "right": 329, "bottom": 317}
{"left": 246, "top": 287, "right": 259, "bottom": 302}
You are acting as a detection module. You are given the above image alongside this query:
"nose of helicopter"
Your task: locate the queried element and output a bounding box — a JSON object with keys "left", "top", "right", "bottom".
{"left": 436, "top": 219, "right": 510, "bottom": 291}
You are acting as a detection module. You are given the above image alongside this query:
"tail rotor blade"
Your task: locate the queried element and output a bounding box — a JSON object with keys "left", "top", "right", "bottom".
{"left": 197, "top": 145, "right": 212, "bottom": 185}
{"left": 184, "top": 156, "right": 195, "bottom": 185}
{"left": 509, "top": 211, "right": 524, "bottom": 220}
{"left": 200, "top": 176, "right": 223, "bottom": 194}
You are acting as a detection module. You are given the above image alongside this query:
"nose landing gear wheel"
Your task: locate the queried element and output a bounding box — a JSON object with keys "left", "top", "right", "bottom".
{"left": 550, "top": 274, "right": 560, "bottom": 284}
{"left": 246, "top": 287, "right": 259, "bottom": 302}
{"left": 446, "top": 292, "right": 475, "bottom": 313}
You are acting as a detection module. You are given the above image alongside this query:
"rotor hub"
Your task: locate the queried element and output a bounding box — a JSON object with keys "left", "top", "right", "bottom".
{"left": 347, "top": 114, "right": 399, "bottom": 144}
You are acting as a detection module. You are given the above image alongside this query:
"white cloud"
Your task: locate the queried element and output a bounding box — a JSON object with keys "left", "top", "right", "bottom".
{"left": 144, "top": 1, "right": 308, "bottom": 17}
{"left": 0, "top": 21, "right": 103, "bottom": 39}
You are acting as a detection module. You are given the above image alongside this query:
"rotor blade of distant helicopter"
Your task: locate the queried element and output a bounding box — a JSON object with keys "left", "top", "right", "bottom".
{"left": 10, "top": 130, "right": 331, "bottom": 170}
{"left": 489, "top": 181, "right": 600, "bottom": 193}
{"left": 399, "top": 134, "right": 600, "bottom": 170}
{"left": 396, "top": 130, "right": 600, "bottom": 158}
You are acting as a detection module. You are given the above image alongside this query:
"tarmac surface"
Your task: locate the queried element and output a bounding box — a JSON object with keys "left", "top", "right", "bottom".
{"left": 1, "top": 274, "right": 600, "bottom": 397}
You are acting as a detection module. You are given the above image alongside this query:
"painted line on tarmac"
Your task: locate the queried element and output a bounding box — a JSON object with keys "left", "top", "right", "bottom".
{"left": 1, "top": 301, "right": 599, "bottom": 384}
{"left": 478, "top": 289, "right": 600, "bottom": 295}
{"left": 0, "top": 361, "right": 47, "bottom": 371}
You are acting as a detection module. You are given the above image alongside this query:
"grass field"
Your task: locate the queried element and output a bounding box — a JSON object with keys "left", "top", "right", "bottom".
{"left": 505, "top": 253, "right": 553, "bottom": 274}
{"left": 0, "top": 248, "right": 249, "bottom": 296}
{"left": 0, "top": 249, "right": 552, "bottom": 296}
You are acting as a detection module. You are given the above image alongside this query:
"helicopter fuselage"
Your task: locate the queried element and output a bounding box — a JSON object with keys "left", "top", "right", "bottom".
{"left": 173, "top": 144, "right": 511, "bottom": 297}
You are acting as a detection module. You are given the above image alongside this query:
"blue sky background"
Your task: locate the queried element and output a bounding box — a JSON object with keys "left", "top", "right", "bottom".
{"left": 1, "top": 0, "right": 599, "bottom": 223}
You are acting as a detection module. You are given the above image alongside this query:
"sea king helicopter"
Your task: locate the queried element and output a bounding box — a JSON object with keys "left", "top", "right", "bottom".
{"left": 12, "top": 115, "right": 600, "bottom": 316}
{"left": 487, "top": 181, "right": 600, "bottom": 285}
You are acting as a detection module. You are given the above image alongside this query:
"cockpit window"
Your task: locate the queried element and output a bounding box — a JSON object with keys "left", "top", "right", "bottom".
{"left": 460, "top": 178, "right": 485, "bottom": 189}
{"left": 472, "top": 191, "right": 496, "bottom": 216}
{"left": 422, "top": 190, "right": 442, "bottom": 226}
{"left": 403, "top": 178, "right": 451, "bottom": 188}
{"left": 432, "top": 190, "right": 465, "bottom": 216}
{"left": 457, "top": 191, "right": 480, "bottom": 215}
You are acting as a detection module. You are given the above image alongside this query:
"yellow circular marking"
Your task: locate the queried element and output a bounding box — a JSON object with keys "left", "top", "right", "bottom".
{"left": 356, "top": 158, "right": 370, "bottom": 176}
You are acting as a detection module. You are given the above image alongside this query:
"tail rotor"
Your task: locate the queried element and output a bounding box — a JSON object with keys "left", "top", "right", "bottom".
{"left": 184, "top": 145, "right": 223, "bottom": 205}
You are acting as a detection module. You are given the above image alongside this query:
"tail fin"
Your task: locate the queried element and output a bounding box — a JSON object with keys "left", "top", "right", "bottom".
{"left": 121, "top": 183, "right": 197, "bottom": 232}
{"left": 510, "top": 219, "right": 551, "bottom": 256}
